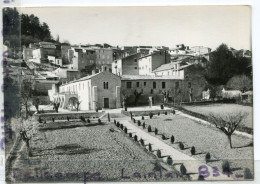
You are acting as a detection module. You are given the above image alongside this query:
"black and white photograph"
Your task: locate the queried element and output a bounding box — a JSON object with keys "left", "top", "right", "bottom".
{"left": 2, "top": 4, "right": 254, "bottom": 183}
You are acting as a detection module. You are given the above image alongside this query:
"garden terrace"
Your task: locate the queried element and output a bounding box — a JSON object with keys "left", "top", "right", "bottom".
{"left": 178, "top": 103, "right": 253, "bottom": 134}
{"left": 130, "top": 113, "right": 253, "bottom": 179}
{"left": 35, "top": 111, "right": 105, "bottom": 121}
{"left": 11, "top": 119, "right": 183, "bottom": 182}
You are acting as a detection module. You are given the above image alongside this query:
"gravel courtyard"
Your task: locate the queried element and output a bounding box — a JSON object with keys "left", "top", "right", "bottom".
{"left": 132, "top": 113, "right": 254, "bottom": 178}
{"left": 11, "top": 120, "right": 183, "bottom": 182}
{"left": 182, "top": 104, "right": 253, "bottom": 128}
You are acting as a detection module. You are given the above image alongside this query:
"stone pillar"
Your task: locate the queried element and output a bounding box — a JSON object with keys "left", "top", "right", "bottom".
{"left": 116, "top": 86, "right": 121, "bottom": 108}
{"left": 149, "top": 96, "right": 153, "bottom": 108}
{"left": 92, "top": 86, "right": 98, "bottom": 110}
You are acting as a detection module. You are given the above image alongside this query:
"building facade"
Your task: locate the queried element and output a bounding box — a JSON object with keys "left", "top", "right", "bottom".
{"left": 138, "top": 51, "right": 171, "bottom": 75}
{"left": 50, "top": 69, "right": 121, "bottom": 111}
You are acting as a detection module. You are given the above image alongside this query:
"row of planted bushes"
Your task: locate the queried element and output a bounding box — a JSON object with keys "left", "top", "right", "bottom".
{"left": 131, "top": 117, "right": 212, "bottom": 162}
{"left": 174, "top": 106, "right": 253, "bottom": 135}
{"left": 122, "top": 109, "right": 175, "bottom": 117}
{"left": 35, "top": 111, "right": 105, "bottom": 121}
{"left": 38, "top": 115, "right": 103, "bottom": 124}
{"left": 113, "top": 118, "right": 254, "bottom": 180}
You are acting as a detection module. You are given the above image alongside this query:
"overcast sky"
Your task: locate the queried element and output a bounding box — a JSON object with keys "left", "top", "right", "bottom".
{"left": 21, "top": 6, "right": 251, "bottom": 50}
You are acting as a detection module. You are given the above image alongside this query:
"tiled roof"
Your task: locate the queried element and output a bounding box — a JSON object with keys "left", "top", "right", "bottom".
{"left": 121, "top": 75, "right": 183, "bottom": 80}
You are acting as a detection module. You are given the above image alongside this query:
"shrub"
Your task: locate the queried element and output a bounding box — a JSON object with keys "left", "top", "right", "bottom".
{"left": 130, "top": 112, "right": 133, "bottom": 120}
{"left": 165, "top": 111, "right": 167, "bottom": 115}
{"left": 133, "top": 118, "right": 136, "bottom": 123}
{"left": 80, "top": 116, "right": 86, "bottom": 122}
{"left": 244, "top": 168, "right": 253, "bottom": 179}
{"left": 191, "top": 146, "right": 196, "bottom": 155}
{"left": 114, "top": 119, "right": 116, "bottom": 124}
{"left": 162, "top": 134, "right": 166, "bottom": 140}
{"left": 140, "top": 139, "right": 144, "bottom": 146}
{"left": 198, "top": 175, "right": 205, "bottom": 181}
{"left": 155, "top": 128, "right": 158, "bottom": 135}
{"left": 180, "top": 164, "right": 187, "bottom": 175}
{"left": 148, "top": 125, "right": 152, "bottom": 132}
{"left": 129, "top": 133, "right": 132, "bottom": 138}
{"left": 172, "top": 110, "right": 175, "bottom": 114}
{"left": 222, "top": 160, "right": 231, "bottom": 174}
{"left": 160, "top": 104, "right": 164, "bottom": 109}
{"left": 142, "top": 116, "right": 144, "bottom": 120}
{"left": 116, "top": 122, "right": 120, "bottom": 127}
{"left": 205, "top": 152, "right": 211, "bottom": 162}
{"left": 98, "top": 119, "right": 101, "bottom": 123}
{"left": 142, "top": 122, "right": 146, "bottom": 129}
{"left": 137, "top": 120, "right": 141, "bottom": 126}
{"left": 157, "top": 150, "right": 162, "bottom": 158}
{"left": 87, "top": 118, "right": 90, "bottom": 123}
{"left": 148, "top": 143, "right": 152, "bottom": 151}
{"left": 124, "top": 127, "right": 128, "bottom": 133}
{"left": 179, "top": 142, "right": 184, "bottom": 150}
{"left": 158, "top": 112, "right": 160, "bottom": 116}
{"left": 134, "top": 135, "right": 138, "bottom": 141}
{"left": 149, "top": 112, "right": 153, "bottom": 119}
{"left": 120, "top": 124, "right": 124, "bottom": 129}
{"left": 167, "top": 156, "right": 173, "bottom": 165}
{"left": 38, "top": 117, "right": 42, "bottom": 123}
{"left": 171, "top": 135, "right": 175, "bottom": 144}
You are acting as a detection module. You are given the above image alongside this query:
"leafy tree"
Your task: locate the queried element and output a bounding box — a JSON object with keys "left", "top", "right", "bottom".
{"left": 226, "top": 75, "right": 252, "bottom": 92}
{"left": 209, "top": 112, "right": 247, "bottom": 148}
{"left": 134, "top": 89, "right": 143, "bottom": 106}
{"left": 205, "top": 44, "right": 251, "bottom": 85}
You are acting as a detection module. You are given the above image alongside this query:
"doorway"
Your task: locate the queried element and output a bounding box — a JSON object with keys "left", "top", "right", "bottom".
{"left": 104, "top": 98, "right": 109, "bottom": 108}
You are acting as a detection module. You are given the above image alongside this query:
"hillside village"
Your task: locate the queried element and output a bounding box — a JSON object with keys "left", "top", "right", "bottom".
{"left": 5, "top": 42, "right": 252, "bottom": 112}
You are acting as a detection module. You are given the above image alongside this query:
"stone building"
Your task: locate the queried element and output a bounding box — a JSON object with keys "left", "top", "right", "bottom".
{"left": 50, "top": 67, "right": 121, "bottom": 111}
{"left": 53, "top": 68, "right": 80, "bottom": 82}
{"left": 22, "top": 48, "right": 33, "bottom": 61}
{"left": 30, "top": 42, "right": 57, "bottom": 63}
{"left": 138, "top": 51, "right": 171, "bottom": 75}
{"left": 72, "top": 49, "right": 96, "bottom": 70}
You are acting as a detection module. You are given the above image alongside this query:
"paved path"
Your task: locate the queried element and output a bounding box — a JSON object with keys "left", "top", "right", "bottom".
{"left": 114, "top": 116, "right": 234, "bottom": 181}
{"left": 175, "top": 110, "right": 253, "bottom": 139}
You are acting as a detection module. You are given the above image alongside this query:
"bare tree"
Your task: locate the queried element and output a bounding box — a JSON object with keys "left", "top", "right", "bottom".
{"left": 32, "top": 97, "right": 40, "bottom": 113}
{"left": 209, "top": 112, "right": 248, "bottom": 148}
{"left": 53, "top": 98, "right": 60, "bottom": 113}
{"left": 134, "top": 89, "right": 143, "bottom": 106}
{"left": 122, "top": 92, "right": 129, "bottom": 109}
{"left": 161, "top": 90, "right": 170, "bottom": 104}
{"left": 21, "top": 80, "right": 32, "bottom": 118}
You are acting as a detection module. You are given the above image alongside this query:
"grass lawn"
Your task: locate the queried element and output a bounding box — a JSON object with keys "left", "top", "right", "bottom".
{"left": 132, "top": 114, "right": 254, "bottom": 178}
{"left": 182, "top": 104, "right": 253, "bottom": 128}
{"left": 10, "top": 120, "right": 183, "bottom": 182}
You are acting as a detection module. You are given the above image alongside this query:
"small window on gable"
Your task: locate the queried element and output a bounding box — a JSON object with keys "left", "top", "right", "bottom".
{"left": 136, "top": 82, "right": 139, "bottom": 87}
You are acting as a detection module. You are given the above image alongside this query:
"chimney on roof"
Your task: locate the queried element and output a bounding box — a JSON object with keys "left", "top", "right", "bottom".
{"left": 92, "top": 69, "right": 96, "bottom": 75}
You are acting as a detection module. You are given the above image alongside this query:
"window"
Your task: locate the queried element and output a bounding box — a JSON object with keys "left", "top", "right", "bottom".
{"left": 136, "top": 82, "right": 139, "bottom": 87}
{"left": 151, "top": 89, "right": 153, "bottom": 94}
{"left": 162, "top": 82, "right": 166, "bottom": 89}
{"left": 103, "top": 82, "right": 109, "bottom": 89}
{"left": 134, "top": 67, "right": 137, "bottom": 69}
{"left": 153, "top": 82, "right": 156, "bottom": 89}
{"left": 134, "top": 59, "right": 137, "bottom": 62}
{"left": 127, "top": 82, "right": 132, "bottom": 89}
{"left": 144, "top": 82, "right": 146, "bottom": 86}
